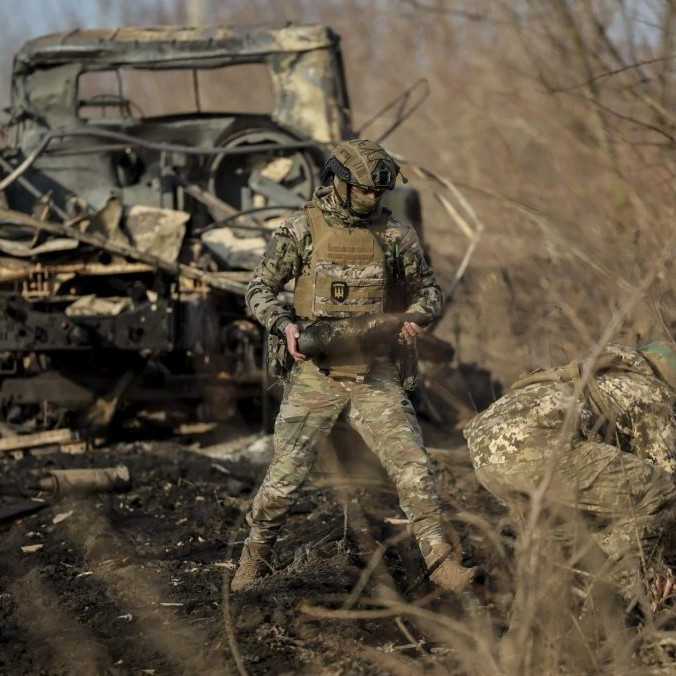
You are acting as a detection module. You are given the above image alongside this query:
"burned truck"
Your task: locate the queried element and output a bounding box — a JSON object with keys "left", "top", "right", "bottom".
{"left": 0, "top": 24, "right": 435, "bottom": 434}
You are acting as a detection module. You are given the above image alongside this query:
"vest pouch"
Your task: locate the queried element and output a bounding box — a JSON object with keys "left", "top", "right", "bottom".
{"left": 265, "top": 331, "right": 293, "bottom": 380}
{"left": 396, "top": 338, "right": 419, "bottom": 392}
{"left": 312, "top": 270, "right": 385, "bottom": 318}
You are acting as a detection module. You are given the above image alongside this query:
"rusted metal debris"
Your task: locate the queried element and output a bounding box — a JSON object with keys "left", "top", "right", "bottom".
{"left": 0, "top": 23, "right": 346, "bottom": 435}
{"left": 0, "top": 208, "right": 248, "bottom": 295}
{"left": 0, "top": 428, "right": 77, "bottom": 454}
{"left": 0, "top": 21, "right": 458, "bottom": 440}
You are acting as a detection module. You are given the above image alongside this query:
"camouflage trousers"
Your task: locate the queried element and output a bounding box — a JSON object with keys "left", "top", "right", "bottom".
{"left": 246, "top": 359, "right": 445, "bottom": 549}
{"left": 471, "top": 436, "right": 676, "bottom": 596}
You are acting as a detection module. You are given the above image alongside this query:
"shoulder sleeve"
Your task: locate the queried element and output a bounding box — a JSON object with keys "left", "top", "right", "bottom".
{"left": 245, "top": 213, "right": 307, "bottom": 332}
{"left": 629, "top": 384, "right": 676, "bottom": 474}
{"left": 599, "top": 373, "right": 676, "bottom": 474}
{"left": 396, "top": 221, "right": 444, "bottom": 320}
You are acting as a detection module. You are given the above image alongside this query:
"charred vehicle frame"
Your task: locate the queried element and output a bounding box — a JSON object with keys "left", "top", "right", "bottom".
{"left": 0, "top": 23, "right": 429, "bottom": 433}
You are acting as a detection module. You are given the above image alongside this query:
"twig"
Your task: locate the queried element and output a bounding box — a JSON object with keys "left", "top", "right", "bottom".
{"left": 356, "top": 78, "right": 430, "bottom": 143}
{"left": 342, "top": 530, "right": 409, "bottom": 610}
{"left": 435, "top": 193, "right": 474, "bottom": 239}
{"left": 414, "top": 165, "right": 485, "bottom": 303}
{"left": 300, "top": 598, "right": 502, "bottom": 675}
{"left": 222, "top": 574, "right": 249, "bottom": 676}
{"left": 569, "top": 611, "right": 601, "bottom": 671}
{"left": 550, "top": 56, "right": 675, "bottom": 93}
{"left": 575, "top": 92, "right": 676, "bottom": 143}
{"left": 400, "top": 0, "right": 499, "bottom": 22}
{"left": 454, "top": 511, "right": 508, "bottom": 561}
{"left": 301, "top": 603, "right": 403, "bottom": 621}
{"left": 394, "top": 616, "right": 425, "bottom": 654}
{"left": 446, "top": 233, "right": 482, "bottom": 301}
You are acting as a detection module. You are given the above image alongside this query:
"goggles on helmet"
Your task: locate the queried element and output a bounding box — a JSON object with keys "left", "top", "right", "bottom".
{"left": 369, "top": 161, "right": 397, "bottom": 190}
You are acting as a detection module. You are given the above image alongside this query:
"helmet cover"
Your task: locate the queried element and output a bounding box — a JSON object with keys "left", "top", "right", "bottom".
{"left": 639, "top": 340, "right": 676, "bottom": 390}
{"left": 321, "top": 139, "right": 402, "bottom": 191}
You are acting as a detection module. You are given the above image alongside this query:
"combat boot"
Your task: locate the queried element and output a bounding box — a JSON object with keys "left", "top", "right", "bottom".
{"left": 423, "top": 544, "right": 475, "bottom": 593}
{"left": 230, "top": 542, "right": 272, "bottom": 592}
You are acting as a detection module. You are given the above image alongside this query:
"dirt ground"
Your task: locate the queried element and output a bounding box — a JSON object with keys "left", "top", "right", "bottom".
{"left": 0, "top": 417, "right": 506, "bottom": 676}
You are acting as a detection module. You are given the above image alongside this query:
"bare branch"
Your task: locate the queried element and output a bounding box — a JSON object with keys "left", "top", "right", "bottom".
{"left": 399, "top": 0, "right": 497, "bottom": 22}
{"left": 549, "top": 57, "right": 675, "bottom": 93}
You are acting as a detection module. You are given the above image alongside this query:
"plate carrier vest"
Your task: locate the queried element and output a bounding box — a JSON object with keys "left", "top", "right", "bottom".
{"left": 294, "top": 205, "right": 388, "bottom": 377}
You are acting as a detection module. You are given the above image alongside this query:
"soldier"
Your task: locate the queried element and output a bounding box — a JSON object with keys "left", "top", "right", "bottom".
{"left": 230, "top": 139, "right": 475, "bottom": 592}
{"left": 464, "top": 341, "right": 676, "bottom": 608}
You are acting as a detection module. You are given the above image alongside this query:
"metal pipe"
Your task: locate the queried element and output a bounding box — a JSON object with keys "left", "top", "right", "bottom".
{"left": 0, "top": 133, "right": 54, "bottom": 192}
{"left": 0, "top": 127, "right": 322, "bottom": 193}
{"left": 0, "top": 156, "right": 69, "bottom": 220}
{"left": 0, "top": 207, "right": 248, "bottom": 295}
{"left": 46, "top": 128, "right": 322, "bottom": 157}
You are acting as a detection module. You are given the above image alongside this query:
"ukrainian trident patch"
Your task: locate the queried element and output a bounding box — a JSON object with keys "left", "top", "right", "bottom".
{"left": 331, "top": 281, "right": 348, "bottom": 303}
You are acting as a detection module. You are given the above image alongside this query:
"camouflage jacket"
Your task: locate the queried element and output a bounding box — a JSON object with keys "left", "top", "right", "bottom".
{"left": 246, "top": 188, "right": 443, "bottom": 334}
{"left": 464, "top": 344, "right": 676, "bottom": 474}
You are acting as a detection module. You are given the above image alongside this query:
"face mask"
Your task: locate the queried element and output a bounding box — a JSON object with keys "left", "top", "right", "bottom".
{"left": 350, "top": 187, "right": 382, "bottom": 215}
{"left": 334, "top": 179, "right": 382, "bottom": 216}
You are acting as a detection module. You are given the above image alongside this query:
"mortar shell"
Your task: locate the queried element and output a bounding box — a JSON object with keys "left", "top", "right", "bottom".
{"left": 297, "top": 312, "right": 430, "bottom": 357}
{"left": 39, "top": 466, "right": 131, "bottom": 495}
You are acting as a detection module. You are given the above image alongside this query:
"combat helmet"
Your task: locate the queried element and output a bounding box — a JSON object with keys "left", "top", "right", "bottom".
{"left": 639, "top": 341, "right": 676, "bottom": 390}
{"left": 320, "top": 139, "right": 404, "bottom": 192}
